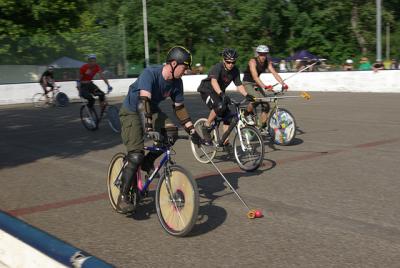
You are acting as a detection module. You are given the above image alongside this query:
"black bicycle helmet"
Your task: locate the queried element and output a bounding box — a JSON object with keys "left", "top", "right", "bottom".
{"left": 166, "top": 46, "right": 192, "bottom": 69}
{"left": 222, "top": 48, "right": 239, "bottom": 61}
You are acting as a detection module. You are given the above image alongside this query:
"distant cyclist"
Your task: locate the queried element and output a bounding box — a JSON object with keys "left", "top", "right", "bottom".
{"left": 118, "top": 46, "right": 202, "bottom": 212}
{"left": 39, "top": 65, "right": 56, "bottom": 103}
{"left": 78, "top": 54, "right": 112, "bottom": 112}
{"left": 242, "top": 45, "right": 288, "bottom": 128}
{"left": 197, "top": 48, "right": 255, "bottom": 143}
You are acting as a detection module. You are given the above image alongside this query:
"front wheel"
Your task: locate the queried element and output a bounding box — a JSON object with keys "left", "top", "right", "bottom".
{"left": 190, "top": 118, "right": 217, "bottom": 163}
{"left": 80, "top": 105, "right": 98, "bottom": 131}
{"left": 106, "top": 105, "right": 121, "bottom": 133}
{"left": 233, "top": 126, "right": 264, "bottom": 172}
{"left": 32, "top": 93, "right": 47, "bottom": 108}
{"left": 268, "top": 108, "right": 296, "bottom": 145}
{"left": 155, "top": 165, "right": 199, "bottom": 237}
{"left": 107, "top": 153, "right": 126, "bottom": 213}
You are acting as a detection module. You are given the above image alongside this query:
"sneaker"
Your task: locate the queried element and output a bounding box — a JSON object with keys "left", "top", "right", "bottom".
{"left": 117, "top": 193, "right": 135, "bottom": 213}
{"left": 243, "top": 114, "right": 255, "bottom": 125}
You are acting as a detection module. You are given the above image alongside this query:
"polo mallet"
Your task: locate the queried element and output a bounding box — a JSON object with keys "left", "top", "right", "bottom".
{"left": 271, "top": 60, "right": 320, "bottom": 89}
{"left": 200, "top": 147, "right": 263, "bottom": 219}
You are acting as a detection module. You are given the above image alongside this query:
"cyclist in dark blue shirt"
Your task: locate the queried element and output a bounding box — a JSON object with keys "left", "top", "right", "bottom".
{"left": 118, "top": 46, "right": 202, "bottom": 212}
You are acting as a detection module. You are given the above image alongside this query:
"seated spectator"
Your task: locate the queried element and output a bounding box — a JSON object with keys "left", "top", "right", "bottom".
{"left": 358, "top": 57, "right": 372, "bottom": 71}
{"left": 372, "top": 60, "right": 385, "bottom": 72}
{"left": 343, "top": 59, "right": 354, "bottom": 71}
{"left": 279, "top": 60, "right": 287, "bottom": 72}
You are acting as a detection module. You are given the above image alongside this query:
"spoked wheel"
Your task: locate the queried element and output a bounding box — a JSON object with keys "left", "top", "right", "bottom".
{"left": 32, "top": 93, "right": 47, "bottom": 108}
{"left": 80, "top": 105, "right": 99, "bottom": 131}
{"left": 107, "top": 153, "right": 126, "bottom": 213}
{"left": 155, "top": 165, "right": 199, "bottom": 237}
{"left": 233, "top": 126, "right": 264, "bottom": 172}
{"left": 268, "top": 108, "right": 296, "bottom": 145}
{"left": 55, "top": 92, "right": 69, "bottom": 107}
{"left": 190, "top": 118, "right": 217, "bottom": 163}
{"left": 107, "top": 105, "right": 121, "bottom": 133}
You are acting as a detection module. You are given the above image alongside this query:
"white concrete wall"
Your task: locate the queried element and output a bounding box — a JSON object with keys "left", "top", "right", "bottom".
{"left": 0, "top": 70, "right": 399, "bottom": 105}
{"left": 0, "top": 230, "right": 67, "bottom": 268}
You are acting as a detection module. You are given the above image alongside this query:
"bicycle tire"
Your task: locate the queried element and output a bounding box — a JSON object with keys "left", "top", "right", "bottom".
{"left": 233, "top": 126, "right": 264, "bottom": 172}
{"left": 55, "top": 92, "right": 69, "bottom": 107}
{"left": 190, "top": 118, "right": 217, "bottom": 163}
{"left": 155, "top": 165, "right": 199, "bottom": 237}
{"left": 267, "top": 108, "right": 296, "bottom": 145}
{"left": 80, "top": 105, "right": 99, "bottom": 131}
{"left": 32, "top": 93, "right": 47, "bottom": 108}
{"left": 107, "top": 152, "right": 126, "bottom": 213}
{"left": 107, "top": 105, "right": 121, "bottom": 133}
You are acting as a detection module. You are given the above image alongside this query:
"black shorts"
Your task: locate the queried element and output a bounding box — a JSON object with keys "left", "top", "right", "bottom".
{"left": 80, "top": 82, "right": 105, "bottom": 102}
{"left": 200, "top": 90, "right": 231, "bottom": 124}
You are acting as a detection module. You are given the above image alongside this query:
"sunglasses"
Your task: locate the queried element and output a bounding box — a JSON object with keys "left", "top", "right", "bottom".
{"left": 225, "top": 60, "right": 236, "bottom": 65}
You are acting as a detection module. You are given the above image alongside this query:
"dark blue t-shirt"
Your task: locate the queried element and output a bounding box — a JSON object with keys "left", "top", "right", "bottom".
{"left": 123, "top": 66, "right": 184, "bottom": 112}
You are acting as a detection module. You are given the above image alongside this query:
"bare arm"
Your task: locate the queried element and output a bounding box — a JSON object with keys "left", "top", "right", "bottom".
{"left": 268, "top": 62, "right": 285, "bottom": 85}
{"left": 99, "top": 72, "right": 110, "bottom": 87}
{"left": 140, "top": 90, "right": 151, "bottom": 98}
{"left": 237, "top": 85, "right": 248, "bottom": 96}
{"left": 211, "top": 78, "right": 223, "bottom": 95}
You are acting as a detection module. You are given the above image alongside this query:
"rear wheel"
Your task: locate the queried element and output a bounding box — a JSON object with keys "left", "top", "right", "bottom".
{"left": 268, "top": 108, "right": 296, "bottom": 145}
{"left": 80, "top": 105, "right": 98, "bottom": 131}
{"left": 233, "top": 126, "right": 264, "bottom": 171}
{"left": 107, "top": 105, "right": 121, "bottom": 133}
{"left": 190, "top": 118, "right": 217, "bottom": 163}
{"left": 107, "top": 153, "right": 126, "bottom": 213}
{"left": 155, "top": 165, "right": 199, "bottom": 237}
{"left": 55, "top": 92, "right": 69, "bottom": 107}
{"left": 32, "top": 93, "right": 47, "bottom": 108}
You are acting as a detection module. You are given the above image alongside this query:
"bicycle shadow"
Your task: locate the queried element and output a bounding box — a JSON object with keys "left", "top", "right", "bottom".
{"left": 124, "top": 169, "right": 264, "bottom": 237}
{"left": 189, "top": 169, "right": 264, "bottom": 237}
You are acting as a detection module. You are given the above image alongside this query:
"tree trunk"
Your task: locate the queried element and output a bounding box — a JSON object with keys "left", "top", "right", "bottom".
{"left": 351, "top": 5, "right": 368, "bottom": 55}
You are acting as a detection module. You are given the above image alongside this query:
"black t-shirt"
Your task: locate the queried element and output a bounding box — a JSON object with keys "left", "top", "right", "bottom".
{"left": 197, "top": 62, "right": 242, "bottom": 93}
{"left": 40, "top": 70, "right": 54, "bottom": 84}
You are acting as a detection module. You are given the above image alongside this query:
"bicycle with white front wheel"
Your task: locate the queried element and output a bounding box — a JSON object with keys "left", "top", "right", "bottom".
{"left": 32, "top": 86, "right": 69, "bottom": 108}
{"left": 191, "top": 98, "right": 264, "bottom": 172}
{"left": 107, "top": 132, "right": 199, "bottom": 237}
{"left": 79, "top": 90, "right": 121, "bottom": 132}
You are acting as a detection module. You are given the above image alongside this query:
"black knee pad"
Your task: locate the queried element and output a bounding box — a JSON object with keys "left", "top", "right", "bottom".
{"left": 126, "top": 151, "right": 144, "bottom": 167}
{"left": 121, "top": 151, "right": 144, "bottom": 194}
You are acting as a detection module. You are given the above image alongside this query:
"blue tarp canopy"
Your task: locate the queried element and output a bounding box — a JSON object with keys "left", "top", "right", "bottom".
{"left": 49, "top": 57, "right": 85, "bottom": 68}
{"left": 286, "top": 50, "right": 320, "bottom": 61}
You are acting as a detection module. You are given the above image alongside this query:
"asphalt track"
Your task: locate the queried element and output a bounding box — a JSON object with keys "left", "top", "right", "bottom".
{"left": 1, "top": 92, "right": 400, "bottom": 268}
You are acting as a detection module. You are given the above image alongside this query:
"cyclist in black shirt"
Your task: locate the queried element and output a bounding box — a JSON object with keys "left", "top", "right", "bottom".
{"left": 39, "top": 65, "right": 56, "bottom": 103}
{"left": 197, "top": 48, "right": 255, "bottom": 144}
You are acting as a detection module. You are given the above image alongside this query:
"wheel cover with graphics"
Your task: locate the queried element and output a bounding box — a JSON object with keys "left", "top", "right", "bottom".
{"left": 269, "top": 109, "right": 296, "bottom": 145}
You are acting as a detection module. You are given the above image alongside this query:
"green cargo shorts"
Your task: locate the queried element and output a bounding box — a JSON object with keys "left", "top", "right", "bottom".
{"left": 243, "top": 81, "right": 267, "bottom": 98}
{"left": 119, "top": 106, "right": 174, "bottom": 152}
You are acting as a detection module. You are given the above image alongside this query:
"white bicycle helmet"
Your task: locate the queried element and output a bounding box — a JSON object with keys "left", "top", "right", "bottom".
{"left": 87, "top": 54, "right": 97, "bottom": 60}
{"left": 256, "top": 45, "right": 269, "bottom": 53}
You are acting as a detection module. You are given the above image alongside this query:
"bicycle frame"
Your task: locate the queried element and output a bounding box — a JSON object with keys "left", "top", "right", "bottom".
{"left": 208, "top": 103, "right": 247, "bottom": 152}
{"left": 114, "top": 145, "right": 171, "bottom": 196}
